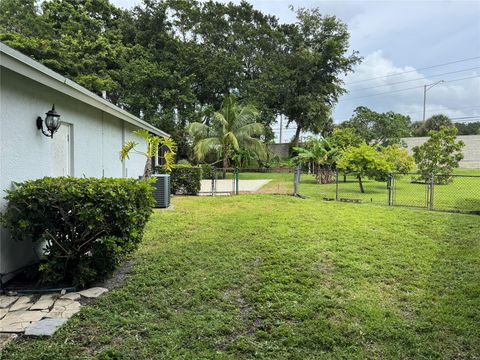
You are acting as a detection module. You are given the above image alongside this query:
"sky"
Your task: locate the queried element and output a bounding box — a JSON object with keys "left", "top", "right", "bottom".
{"left": 110, "top": 0, "right": 480, "bottom": 142}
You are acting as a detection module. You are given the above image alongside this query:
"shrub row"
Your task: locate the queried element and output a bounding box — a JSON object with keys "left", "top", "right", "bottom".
{"left": 157, "top": 165, "right": 202, "bottom": 195}
{"left": 1, "top": 177, "right": 154, "bottom": 288}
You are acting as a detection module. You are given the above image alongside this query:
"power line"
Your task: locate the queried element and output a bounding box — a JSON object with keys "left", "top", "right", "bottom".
{"left": 339, "top": 74, "right": 480, "bottom": 102}
{"left": 451, "top": 116, "right": 480, "bottom": 120}
{"left": 346, "top": 56, "right": 480, "bottom": 85}
{"left": 403, "top": 105, "right": 480, "bottom": 116}
{"left": 348, "top": 66, "right": 480, "bottom": 93}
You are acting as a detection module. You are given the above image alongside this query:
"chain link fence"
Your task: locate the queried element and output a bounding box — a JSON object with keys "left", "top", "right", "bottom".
{"left": 198, "top": 167, "right": 239, "bottom": 196}
{"left": 295, "top": 169, "right": 480, "bottom": 214}
{"left": 195, "top": 167, "right": 480, "bottom": 214}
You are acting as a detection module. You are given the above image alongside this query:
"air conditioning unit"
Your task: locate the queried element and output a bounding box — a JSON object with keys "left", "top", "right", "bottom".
{"left": 152, "top": 174, "right": 171, "bottom": 208}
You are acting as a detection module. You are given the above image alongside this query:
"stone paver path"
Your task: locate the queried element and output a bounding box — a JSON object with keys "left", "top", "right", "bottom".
{"left": 0, "top": 287, "right": 108, "bottom": 341}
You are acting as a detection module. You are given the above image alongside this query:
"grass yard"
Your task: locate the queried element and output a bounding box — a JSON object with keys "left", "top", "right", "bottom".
{"left": 3, "top": 195, "right": 479, "bottom": 359}
{"left": 241, "top": 168, "right": 480, "bottom": 212}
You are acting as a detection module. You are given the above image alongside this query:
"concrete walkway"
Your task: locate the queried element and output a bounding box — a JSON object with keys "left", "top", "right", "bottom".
{"left": 199, "top": 179, "right": 271, "bottom": 195}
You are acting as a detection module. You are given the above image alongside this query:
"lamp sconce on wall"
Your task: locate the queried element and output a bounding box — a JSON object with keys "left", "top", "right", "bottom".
{"left": 37, "top": 105, "right": 61, "bottom": 138}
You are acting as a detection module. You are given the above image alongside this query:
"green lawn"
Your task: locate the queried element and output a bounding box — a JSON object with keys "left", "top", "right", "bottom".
{"left": 238, "top": 169, "right": 480, "bottom": 212}
{"left": 3, "top": 196, "right": 479, "bottom": 359}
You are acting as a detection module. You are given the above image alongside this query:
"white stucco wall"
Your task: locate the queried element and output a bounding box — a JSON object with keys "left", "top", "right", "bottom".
{"left": 0, "top": 67, "right": 149, "bottom": 276}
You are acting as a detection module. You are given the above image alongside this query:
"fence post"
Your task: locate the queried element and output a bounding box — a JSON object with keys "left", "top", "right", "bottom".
{"left": 211, "top": 168, "right": 216, "bottom": 196}
{"left": 235, "top": 167, "right": 239, "bottom": 195}
{"left": 293, "top": 165, "right": 301, "bottom": 197}
{"left": 387, "top": 173, "right": 393, "bottom": 206}
{"left": 429, "top": 173, "right": 434, "bottom": 210}
{"left": 335, "top": 171, "right": 339, "bottom": 201}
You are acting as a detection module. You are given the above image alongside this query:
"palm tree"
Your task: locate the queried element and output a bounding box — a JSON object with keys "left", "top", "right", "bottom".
{"left": 187, "top": 94, "right": 266, "bottom": 175}
{"left": 292, "top": 137, "right": 339, "bottom": 184}
{"left": 120, "top": 129, "right": 177, "bottom": 178}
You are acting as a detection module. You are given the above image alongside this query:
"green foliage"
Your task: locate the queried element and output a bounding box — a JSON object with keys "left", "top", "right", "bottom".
{"left": 292, "top": 137, "right": 339, "bottom": 183}
{"left": 330, "top": 127, "right": 365, "bottom": 150}
{"left": 455, "top": 121, "right": 480, "bottom": 135}
{"left": 158, "top": 165, "right": 202, "bottom": 195}
{"left": 1, "top": 177, "right": 154, "bottom": 288}
{"left": 275, "top": 9, "right": 361, "bottom": 145}
{"left": 120, "top": 131, "right": 177, "bottom": 178}
{"left": 381, "top": 144, "right": 415, "bottom": 174}
{"left": 375, "top": 144, "right": 415, "bottom": 181}
{"left": 176, "top": 159, "right": 191, "bottom": 165}
{"left": 414, "top": 114, "right": 454, "bottom": 137}
{"left": 187, "top": 94, "right": 266, "bottom": 172}
{"left": 413, "top": 127, "right": 465, "bottom": 183}
{"left": 199, "top": 164, "right": 215, "bottom": 179}
{"left": 337, "top": 144, "right": 393, "bottom": 192}
{"left": 342, "top": 106, "right": 412, "bottom": 146}
{"left": 256, "top": 147, "right": 281, "bottom": 168}
{"left": 1, "top": 0, "right": 361, "bottom": 156}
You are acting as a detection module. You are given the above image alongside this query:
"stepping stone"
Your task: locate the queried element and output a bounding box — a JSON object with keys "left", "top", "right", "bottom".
{"left": 60, "top": 292, "right": 81, "bottom": 301}
{"left": 0, "top": 311, "right": 45, "bottom": 333}
{"left": 0, "top": 296, "right": 18, "bottom": 309}
{"left": 9, "top": 296, "right": 33, "bottom": 311}
{"left": 45, "top": 300, "right": 81, "bottom": 319}
{"left": 30, "top": 294, "right": 57, "bottom": 311}
{"left": 0, "top": 309, "right": 7, "bottom": 320}
{"left": 78, "top": 287, "right": 108, "bottom": 298}
{"left": 24, "top": 318, "right": 68, "bottom": 337}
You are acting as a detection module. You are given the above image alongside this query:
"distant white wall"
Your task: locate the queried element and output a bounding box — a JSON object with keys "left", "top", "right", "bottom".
{"left": 402, "top": 135, "right": 480, "bottom": 169}
{"left": 0, "top": 68, "right": 149, "bottom": 276}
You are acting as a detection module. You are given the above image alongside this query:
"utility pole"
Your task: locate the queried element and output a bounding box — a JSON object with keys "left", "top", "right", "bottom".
{"left": 423, "top": 80, "right": 445, "bottom": 121}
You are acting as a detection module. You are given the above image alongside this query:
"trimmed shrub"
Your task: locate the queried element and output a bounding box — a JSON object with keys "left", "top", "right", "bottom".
{"left": 200, "top": 164, "right": 215, "bottom": 179}
{"left": 158, "top": 165, "right": 202, "bottom": 195}
{"left": 1, "top": 177, "right": 154, "bottom": 288}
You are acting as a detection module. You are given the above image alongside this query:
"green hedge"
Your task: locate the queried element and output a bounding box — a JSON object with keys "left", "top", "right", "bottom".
{"left": 200, "top": 164, "right": 215, "bottom": 179}
{"left": 1, "top": 177, "right": 154, "bottom": 288}
{"left": 158, "top": 165, "right": 202, "bottom": 195}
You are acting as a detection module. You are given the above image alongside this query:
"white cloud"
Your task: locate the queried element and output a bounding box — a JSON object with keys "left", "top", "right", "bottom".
{"left": 334, "top": 50, "right": 480, "bottom": 122}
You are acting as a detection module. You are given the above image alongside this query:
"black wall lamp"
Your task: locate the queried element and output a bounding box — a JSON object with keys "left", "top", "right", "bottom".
{"left": 37, "top": 105, "right": 61, "bottom": 138}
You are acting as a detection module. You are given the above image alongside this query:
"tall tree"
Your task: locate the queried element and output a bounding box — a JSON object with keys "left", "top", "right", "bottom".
{"left": 275, "top": 8, "right": 361, "bottom": 146}
{"left": 342, "top": 106, "right": 412, "bottom": 146}
{"left": 413, "top": 114, "right": 454, "bottom": 137}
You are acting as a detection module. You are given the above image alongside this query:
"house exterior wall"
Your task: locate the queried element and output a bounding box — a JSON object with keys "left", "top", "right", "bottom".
{"left": 0, "top": 67, "right": 149, "bottom": 276}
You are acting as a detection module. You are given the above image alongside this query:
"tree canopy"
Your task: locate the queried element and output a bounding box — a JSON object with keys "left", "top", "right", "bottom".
{"left": 412, "top": 126, "right": 465, "bottom": 183}
{"left": 413, "top": 114, "right": 454, "bottom": 137}
{"left": 341, "top": 106, "right": 412, "bottom": 146}
{"left": 0, "top": 0, "right": 360, "bottom": 155}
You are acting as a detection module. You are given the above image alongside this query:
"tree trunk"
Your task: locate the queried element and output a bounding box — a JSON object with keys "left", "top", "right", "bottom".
{"left": 222, "top": 144, "right": 228, "bottom": 179}
{"left": 357, "top": 175, "right": 364, "bottom": 193}
{"left": 343, "top": 174, "right": 347, "bottom": 183}
{"left": 291, "top": 126, "right": 302, "bottom": 148}
{"left": 143, "top": 157, "right": 152, "bottom": 179}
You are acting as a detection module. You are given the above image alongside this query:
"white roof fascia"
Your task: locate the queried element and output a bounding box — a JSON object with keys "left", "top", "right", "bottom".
{"left": 0, "top": 42, "right": 169, "bottom": 137}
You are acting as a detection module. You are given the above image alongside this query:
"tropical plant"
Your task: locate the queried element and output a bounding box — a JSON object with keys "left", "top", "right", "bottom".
{"left": 257, "top": 147, "right": 281, "bottom": 168}
{"left": 120, "top": 129, "right": 177, "bottom": 178}
{"left": 412, "top": 126, "right": 465, "bottom": 184}
{"left": 336, "top": 144, "right": 392, "bottom": 193}
{"left": 187, "top": 94, "right": 266, "bottom": 175}
{"left": 292, "top": 137, "right": 339, "bottom": 184}
{"left": 375, "top": 144, "right": 415, "bottom": 181}
{"left": 414, "top": 114, "right": 454, "bottom": 137}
